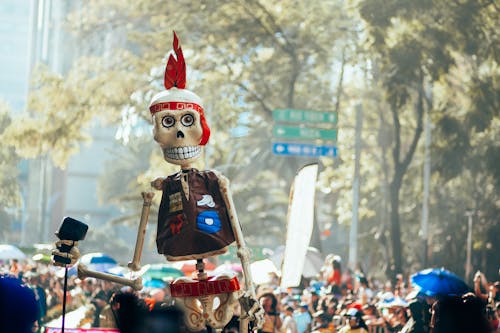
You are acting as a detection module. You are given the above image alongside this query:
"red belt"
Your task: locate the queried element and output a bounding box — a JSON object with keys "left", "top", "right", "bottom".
{"left": 170, "top": 276, "right": 240, "bottom": 297}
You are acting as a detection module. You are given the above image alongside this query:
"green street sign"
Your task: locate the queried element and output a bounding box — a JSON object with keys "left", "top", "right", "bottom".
{"left": 273, "top": 109, "right": 337, "bottom": 124}
{"left": 273, "top": 124, "right": 337, "bottom": 140}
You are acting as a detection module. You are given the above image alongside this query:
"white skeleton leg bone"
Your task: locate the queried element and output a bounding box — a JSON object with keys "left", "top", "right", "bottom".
{"left": 216, "top": 171, "right": 265, "bottom": 331}
{"left": 78, "top": 263, "right": 143, "bottom": 291}
{"left": 51, "top": 240, "right": 81, "bottom": 267}
{"left": 128, "top": 191, "right": 155, "bottom": 271}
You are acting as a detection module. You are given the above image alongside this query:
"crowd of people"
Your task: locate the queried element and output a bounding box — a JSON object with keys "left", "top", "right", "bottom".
{"left": 255, "top": 257, "right": 499, "bottom": 333}
{"left": 1, "top": 255, "right": 499, "bottom": 333}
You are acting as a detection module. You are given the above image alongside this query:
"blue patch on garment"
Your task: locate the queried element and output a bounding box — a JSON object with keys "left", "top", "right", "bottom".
{"left": 197, "top": 211, "right": 221, "bottom": 234}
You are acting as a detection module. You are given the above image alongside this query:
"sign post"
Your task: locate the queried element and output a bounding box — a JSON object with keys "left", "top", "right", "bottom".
{"left": 272, "top": 109, "right": 338, "bottom": 158}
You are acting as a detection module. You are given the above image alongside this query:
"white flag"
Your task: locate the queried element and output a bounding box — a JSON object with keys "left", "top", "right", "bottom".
{"left": 280, "top": 163, "right": 318, "bottom": 288}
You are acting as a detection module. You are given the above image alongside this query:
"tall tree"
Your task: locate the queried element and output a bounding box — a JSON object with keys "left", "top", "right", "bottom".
{"left": 359, "top": 0, "right": 499, "bottom": 276}
{"left": 0, "top": 102, "right": 21, "bottom": 240}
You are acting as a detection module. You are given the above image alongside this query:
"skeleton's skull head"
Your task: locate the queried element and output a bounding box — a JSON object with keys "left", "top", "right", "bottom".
{"left": 150, "top": 88, "right": 210, "bottom": 169}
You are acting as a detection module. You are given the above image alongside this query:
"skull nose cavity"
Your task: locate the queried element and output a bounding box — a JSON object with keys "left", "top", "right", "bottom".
{"left": 176, "top": 131, "right": 185, "bottom": 138}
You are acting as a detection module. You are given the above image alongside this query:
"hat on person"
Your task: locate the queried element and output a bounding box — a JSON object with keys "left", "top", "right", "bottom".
{"left": 345, "top": 308, "right": 362, "bottom": 318}
{"left": 0, "top": 274, "right": 39, "bottom": 333}
{"left": 347, "top": 301, "right": 363, "bottom": 310}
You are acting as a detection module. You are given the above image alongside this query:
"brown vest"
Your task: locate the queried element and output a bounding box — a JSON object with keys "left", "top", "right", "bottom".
{"left": 156, "top": 169, "right": 235, "bottom": 261}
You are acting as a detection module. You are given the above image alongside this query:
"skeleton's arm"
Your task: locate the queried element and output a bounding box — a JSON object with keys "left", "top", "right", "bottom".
{"left": 128, "top": 192, "right": 155, "bottom": 271}
{"left": 53, "top": 192, "right": 154, "bottom": 290}
{"left": 214, "top": 171, "right": 264, "bottom": 329}
{"left": 78, "top": 263, "right": 143, "bottom": 291}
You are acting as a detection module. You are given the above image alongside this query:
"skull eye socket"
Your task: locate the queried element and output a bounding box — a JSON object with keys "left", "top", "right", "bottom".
{"left": 161, "top": 116, "right": 175, "bottom": 128}
{"left": 181, "top": 114, "right": 195, "bottom": 127}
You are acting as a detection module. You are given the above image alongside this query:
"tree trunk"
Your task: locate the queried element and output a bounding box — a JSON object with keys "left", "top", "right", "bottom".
{"left": 387, "top": 78, "right": 425, "bottom": 278}
{"left": 389, "top": 171, "right": 404, "bottom": 276}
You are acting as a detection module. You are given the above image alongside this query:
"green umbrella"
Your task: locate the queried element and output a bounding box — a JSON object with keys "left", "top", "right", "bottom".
{"left": 142, "top": 264, "right": 184, "bottom": 281}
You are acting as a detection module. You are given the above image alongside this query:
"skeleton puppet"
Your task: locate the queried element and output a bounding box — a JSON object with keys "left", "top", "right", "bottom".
{"left": 53, "top": 32, "right": 263, "bottom": 331}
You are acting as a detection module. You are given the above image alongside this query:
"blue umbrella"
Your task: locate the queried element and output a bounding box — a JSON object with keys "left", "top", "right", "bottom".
{"left": 411, "top": 268, "right": 471, "bottom": 297}
{"left": 80, "top": 252, "right": 117, "bottom": 265}
{"left": 80, "top": 253, "right": 118, "bottom": 272}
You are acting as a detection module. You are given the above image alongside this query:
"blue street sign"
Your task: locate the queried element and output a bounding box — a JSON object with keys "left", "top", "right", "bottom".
{"left": 272, "top": 142, "right": 338, "bottom": 158}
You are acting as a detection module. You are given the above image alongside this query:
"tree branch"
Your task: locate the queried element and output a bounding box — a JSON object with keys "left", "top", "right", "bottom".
{"left": 249, "top": 0, "right": 296, "bottom": 52}
{"left": 334, "top": 47, "right": 347, "bottom": 114}
{"left": 238, "top": 0, "right": 296, "bottom": 56}
{"left": 212, "top": 46, "right": 274, "bottom": 116}
{"left": 400, "top": 73, "right": 425, "bottom": 171}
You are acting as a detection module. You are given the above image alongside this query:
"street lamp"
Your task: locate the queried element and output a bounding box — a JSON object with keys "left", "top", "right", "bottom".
{"left": 464, "top": 210, "right": 474, "bottom": 283}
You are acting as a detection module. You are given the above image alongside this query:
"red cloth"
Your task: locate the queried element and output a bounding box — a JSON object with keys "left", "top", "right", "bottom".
{"left": 347, "top": 302, "right": 363, "bottom": 310}
{"left": 170, "top": 276, "right": 240, "bottom": 297}
{"left": 327, "top": 269, "right": 341, "bottom": 285}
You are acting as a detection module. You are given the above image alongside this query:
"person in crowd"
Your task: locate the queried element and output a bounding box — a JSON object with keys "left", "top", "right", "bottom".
{"left": 430, "top": 293, "right": 490, "bottom": 333}
{"left": 361, "top": 303, "right": 386, "bottom": 331}
{"left": 391, "top": 306, "right": 409, "bottom": 332}
{"left": 309, "top": 290, "right": 321, "bottom": 313}
{"left": 311, "top": 311, "right": 333, "bottom": 333}
{"left": 356, "top": 276, "right": 373, "bottom": 305}
{"left": 25, "top": 271, "right": 48, "bottom": 330}
{"left": 474, "top": 270, "right": 500, "bottom": 305}
{"left": 495, "top": 302, "right": 500, "bottom": 332}
{"left": 394, "top": 274, "right": 406, "bottom": 297}
{"left": 102, "top": 279, "right": 121, "bottom": 301}
{"left": 0, "top": 274, "right": 40, "bottom": 333}
{"left": 337, "top": 308, "right": 368, "bottom": 333}
{"left": 294, "top": 302, "right": 313, "bottom": 333}
{"left": 104, "top": 290, "right": 148, "bottom": 333}
{"left": 282, "top": 306, "right": 299, "bottom": 333}
{"left": 258, "top": 291, "right": 283, "bottom": 333}
{"left": 325, "top": 256, "right": 342, "bottom": 295}
{"left": 9, "top": 258, "right": 20, "bottom": 276}
{"left": 485, "top": 303, "right": 500, "bottom": 333}
{"left": 90, "top": 289, "right": 109, "bottom": 327}
{"left": 140, "top": 304, "right": 185, "bottom": 333}
{"left": 400, "top": 299, "right": 429, "bottom": 333}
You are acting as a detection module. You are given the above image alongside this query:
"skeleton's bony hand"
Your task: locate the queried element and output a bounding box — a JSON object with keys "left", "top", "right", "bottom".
{"left": 252, "top": 303, "right": 265, "bottom": 329}
{"left": 51, "top": 240, "right": 81, "bottom": 267}
{"left": 239, "top": 291, "right": 265, "bottom": 329}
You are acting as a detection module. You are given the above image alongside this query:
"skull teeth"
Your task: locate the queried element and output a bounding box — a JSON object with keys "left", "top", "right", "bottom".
{"left": 164, "top": 146, "right": 201, "bottom": 160}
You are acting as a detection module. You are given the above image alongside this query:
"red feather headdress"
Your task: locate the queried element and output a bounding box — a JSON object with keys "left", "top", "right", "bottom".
{"left": 164, "top": 31, "right": 186, "bottom": 89}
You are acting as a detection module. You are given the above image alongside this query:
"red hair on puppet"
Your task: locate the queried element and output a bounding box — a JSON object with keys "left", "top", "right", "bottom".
{"left": 149, "top": 31, "right": 210, "bottom": 146}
